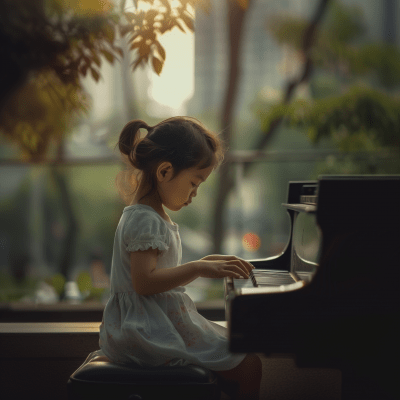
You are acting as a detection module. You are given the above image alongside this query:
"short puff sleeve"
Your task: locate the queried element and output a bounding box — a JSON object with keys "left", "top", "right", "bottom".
{"left": 123, "top": 210, "right": 169, "bottom": 255}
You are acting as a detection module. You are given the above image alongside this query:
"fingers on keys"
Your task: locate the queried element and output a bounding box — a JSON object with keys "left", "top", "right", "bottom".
{"left": 226, "top": 256, "right": 255, "bottom": 278}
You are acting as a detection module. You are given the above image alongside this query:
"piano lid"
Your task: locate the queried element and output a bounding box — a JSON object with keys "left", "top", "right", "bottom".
{"left": 282, "top": 175, "right": 400, "bottom": 224}
{"left": 317, "top": 174, "right": 400, "bottom": 228}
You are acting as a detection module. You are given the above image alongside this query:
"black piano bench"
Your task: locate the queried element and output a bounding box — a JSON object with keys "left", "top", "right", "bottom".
{"left": 67, "top": 350, "right": 221, "bottom": 400}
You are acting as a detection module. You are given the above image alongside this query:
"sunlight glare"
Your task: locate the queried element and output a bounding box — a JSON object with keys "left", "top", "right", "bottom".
{"left": 147, "top": 25, "right": 195, "bottom": 116}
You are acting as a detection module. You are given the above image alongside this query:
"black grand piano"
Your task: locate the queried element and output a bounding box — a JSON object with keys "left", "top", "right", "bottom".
{"left": 224, "top": 175, "right": 400, "bottom": 400}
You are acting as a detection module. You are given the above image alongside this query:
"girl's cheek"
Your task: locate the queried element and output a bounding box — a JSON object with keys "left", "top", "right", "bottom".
{"left": 174, "top": 192, "right": 187, "bottom": 203}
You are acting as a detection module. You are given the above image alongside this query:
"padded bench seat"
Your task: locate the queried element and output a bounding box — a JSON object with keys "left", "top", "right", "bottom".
{"left": 67, "top": 349, "right": 221, "bottom": 400}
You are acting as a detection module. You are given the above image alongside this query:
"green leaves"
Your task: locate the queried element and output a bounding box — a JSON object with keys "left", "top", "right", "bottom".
{"left": 0, "top": 70, "right": 90, "bottom": 162}
{"left": 151, "top": 57, "right": 163, "bottom": 75}
{"left": 90, "top": 67, "right": 100, "bottom": 81}
{"left": 1, "top": 0, "right": 205, "bottom": 101}
{"left": 259, "top": 0, "right": 400, "bottom": 165}
{"left": 124, "top": 11, "right": 137, "bottom": 23}
{"left": 259, "top": 86, "right": 400, "bottom": 151}
{"left": 123, "top": 1, "right": 196, "bottom": 76}
{"left": 0, "top": 0, "right": 211, "bottom": 162}
{"left": 154, "top": 40, "right": 166, "bottom": 61}
{"left": 267, "top": 0, "right": 400, "bottom": 88}
{"left": 180, "top": 12, "right": 194, "bottom": 31}
{"left": 101, "top": 49, "right": 115, "bottom": 63}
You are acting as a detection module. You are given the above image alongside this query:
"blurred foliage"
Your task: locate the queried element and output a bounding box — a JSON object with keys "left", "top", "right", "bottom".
{"left": 74, "top": 271, "right": 107, "bottom": 302}
{"left": 255, "top": 85, "right": 400, "bottom": 152}
{"left": 76, "top": 271, "right": 93, "bottom": 293}
{"left": 0, "top": 165, "right": 122, "bottom": 286}
{"left": 65, "top": 164, "right": 123, "bottom": 263}
{"left": 0, "top": 0, "right": 209, "bottom": 162}
{"left": 0, "top": 270, "right": 40, "bottom": 302}
{"left": 205, "top": 279, "right": 225, "bottom": 299}
{"left": 45, "top": 272, "right": 66, "bottom": 295}
{"left": 253, "top": 0, "right": 400, "bottom": 175}
{"left": 0, "top": 268, "right": 107, "bottom": 303}
{"left": 310, "top": 153, "right": 400, "bottom": 177}
{"left": 1, "top": 0, "right": 205, "bottom": 91}
{"left": 267, "top": 0, "right": 400, "bottom": 88}
{"left": 0, "top": 71, "right": 90, "bottom": 162}
{"left": 0, "top": 0, "right": 251, "bottom": 162}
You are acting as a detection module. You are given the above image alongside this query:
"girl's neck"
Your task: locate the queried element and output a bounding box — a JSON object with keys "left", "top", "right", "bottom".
{"left": 130, "top": 195, "right": 172, "bottom": 225}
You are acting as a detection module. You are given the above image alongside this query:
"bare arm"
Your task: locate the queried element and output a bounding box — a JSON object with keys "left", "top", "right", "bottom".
{"left": 130, "top": 249, "right": 201, "bottom": 296}
{"left": 180, "top": 275, "right": 199, "bottom": 287}
{"left": 130, "top": 249, "right": 254, "bottom": 296}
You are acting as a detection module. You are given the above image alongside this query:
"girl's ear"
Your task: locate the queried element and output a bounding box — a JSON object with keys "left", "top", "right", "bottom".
{"left": 156, "top": 162, "right": 173, "bottom": 182}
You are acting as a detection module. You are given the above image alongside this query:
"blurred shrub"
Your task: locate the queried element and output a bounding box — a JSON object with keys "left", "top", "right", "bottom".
{"left": 76, "top": 271, "right": 92, "bottom": 294}
{"left": 45, "top": 273, "right": 66, "bottom": 296}
{"left": 76, "top": 270, "right": 106, "bottom": 302}
{"left": 205, "top": 280, "right": 225, "bottom": 300}
{"left": 0, "top": 270, "right": 39, "bottom": 302}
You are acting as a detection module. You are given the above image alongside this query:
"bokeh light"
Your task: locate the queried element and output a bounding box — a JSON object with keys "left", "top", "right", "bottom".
{"left": 242, "top": 232, "right": 261, "bottom": 252}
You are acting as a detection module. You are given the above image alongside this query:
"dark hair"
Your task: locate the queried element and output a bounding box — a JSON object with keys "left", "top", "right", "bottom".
{"left": 115, "top": 116, "right": 226, "bottom": 205}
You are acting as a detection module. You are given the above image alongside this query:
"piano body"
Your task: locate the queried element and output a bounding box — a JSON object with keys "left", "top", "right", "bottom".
{"left": 225, "top": 175, "right": 400, "bottom": 400}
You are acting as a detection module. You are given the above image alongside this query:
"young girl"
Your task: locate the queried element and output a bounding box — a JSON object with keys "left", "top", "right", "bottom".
{"left": 98, "top": 116, "right": 262, "bottom": 399}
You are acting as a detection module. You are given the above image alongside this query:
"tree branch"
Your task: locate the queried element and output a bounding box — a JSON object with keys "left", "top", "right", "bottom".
{"left": 252, "top": 0, "right": 331, "bottom": 155}
{"left": 211, "top": 0, "right": 252, "bottom": 254}
{"left": 211, "top": 0, "right": 330, "bottom": 254}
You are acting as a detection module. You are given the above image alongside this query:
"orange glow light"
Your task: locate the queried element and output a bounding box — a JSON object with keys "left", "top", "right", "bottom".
{"left": 242, "top": 232, "right": 261, "bottom": 252}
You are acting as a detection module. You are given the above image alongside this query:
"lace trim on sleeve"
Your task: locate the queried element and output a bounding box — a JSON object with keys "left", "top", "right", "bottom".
{"left": 126, "top": 240, "right": 169, "bottom": 253}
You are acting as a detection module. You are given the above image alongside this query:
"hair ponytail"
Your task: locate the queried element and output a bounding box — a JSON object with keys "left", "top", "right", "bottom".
{"left": 115, "top": 119, "right": 150, "bottom": 205}
{"left": 118, "top": 120, "right": 149, "bottom": 159}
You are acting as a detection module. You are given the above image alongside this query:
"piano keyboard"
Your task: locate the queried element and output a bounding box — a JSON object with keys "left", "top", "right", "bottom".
{"left": 232, "top": 269, "right": 297, "bottom": 289}
{"left": 252, "top": 270, "right": 297, "bottom": 287}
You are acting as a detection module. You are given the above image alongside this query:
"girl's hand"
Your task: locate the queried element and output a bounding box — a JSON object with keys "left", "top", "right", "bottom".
{"left": 198, "top": 254, "right": 254, "bottom": 279}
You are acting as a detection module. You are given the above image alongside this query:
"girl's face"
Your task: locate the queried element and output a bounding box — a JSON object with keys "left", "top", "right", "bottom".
{"left": 157, "top": 163, "right": 214, "bottom": 211}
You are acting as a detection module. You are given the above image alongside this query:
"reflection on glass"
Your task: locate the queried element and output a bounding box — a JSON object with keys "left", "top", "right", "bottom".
{"left": 292, "top": 212, "right": 321, "bottom": 273}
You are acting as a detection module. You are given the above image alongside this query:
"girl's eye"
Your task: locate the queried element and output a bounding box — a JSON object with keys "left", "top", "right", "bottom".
{"left": 191, "top": 182, "right": 197, "bottom": 188}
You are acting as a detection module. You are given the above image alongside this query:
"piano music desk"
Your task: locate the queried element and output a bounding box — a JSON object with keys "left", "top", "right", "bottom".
{"left": 0, "top": 321, "right": 341, "bottom": 400}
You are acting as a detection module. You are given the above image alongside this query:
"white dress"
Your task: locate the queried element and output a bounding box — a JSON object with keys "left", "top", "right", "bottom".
{"left": 99, "top": 204, "right": 247, "bottom": 371}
